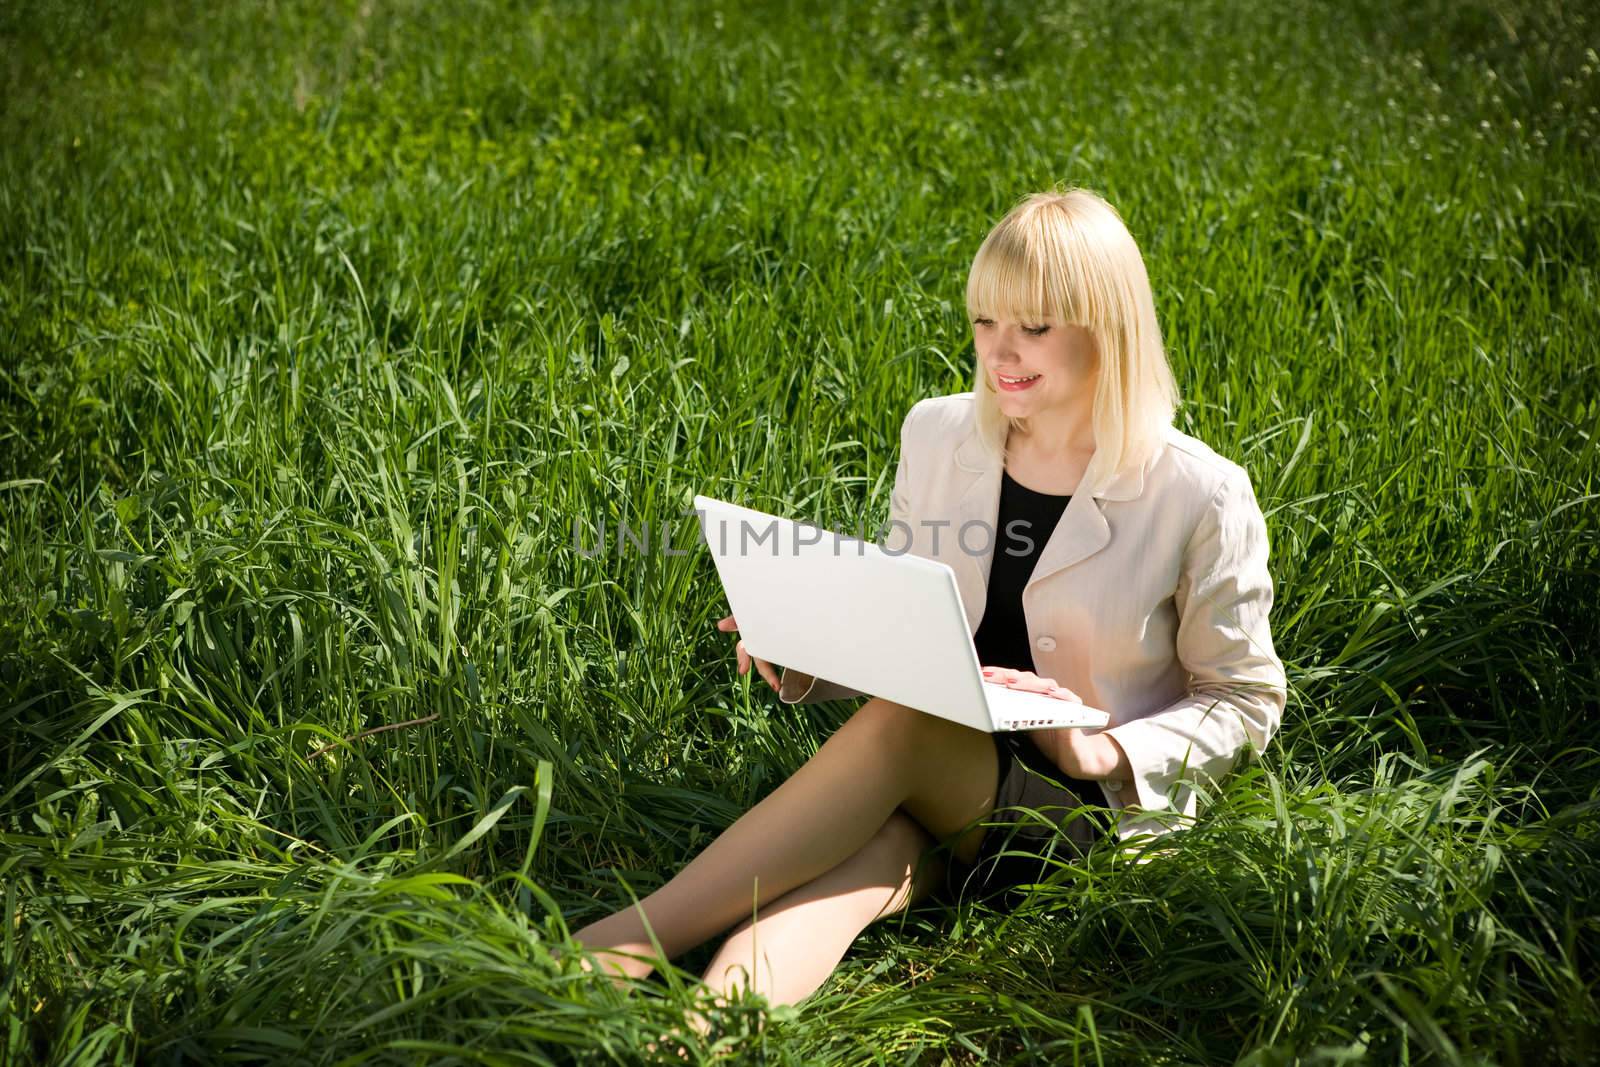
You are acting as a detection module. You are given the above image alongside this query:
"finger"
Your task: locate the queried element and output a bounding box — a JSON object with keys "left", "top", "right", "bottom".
{"left": 755, "top": 658, "right": 781, "bottom": 691}
{"left": 716, "top": 615, "right": 737, "bottom": 630}
{"left": 1049, "top": 686, "right": 1083, "bottom": 702}
{"left": 736, "top": 639, "right": 750, "bottom": 675}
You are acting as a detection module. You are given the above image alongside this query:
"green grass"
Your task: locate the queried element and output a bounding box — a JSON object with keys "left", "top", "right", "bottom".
{"left": 2, "top": 0, "right": 1597, "bottom": 1062}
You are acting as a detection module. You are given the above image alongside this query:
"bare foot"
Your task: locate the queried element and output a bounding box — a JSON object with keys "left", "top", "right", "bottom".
{"left": 641, "top": 1004, "right": 719, "bottom": 1061}
{"left": 549, "top": 942, "right": 650, "bottom": 992}
{"left": 640, "top": 1023, "right": 694, "bottom": 1061}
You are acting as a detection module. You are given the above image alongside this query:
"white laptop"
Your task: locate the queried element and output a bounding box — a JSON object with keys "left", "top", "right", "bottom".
{"left": 694, "top": 494, "right": 1109, "bottom": 733}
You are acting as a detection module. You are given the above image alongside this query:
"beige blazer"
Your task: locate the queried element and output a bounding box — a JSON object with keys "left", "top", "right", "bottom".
{"left": 778, "top": 391, "right": 1288, "bottom": 844}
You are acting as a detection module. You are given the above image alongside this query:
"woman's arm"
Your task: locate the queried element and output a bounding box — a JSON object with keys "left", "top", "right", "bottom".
{"left": 1026, "top": 717, "right": 1133, "bottom": 782}
{"left": 776, "top": 669, "right": 865, "bottom": 705}
{"left": 1097, "top": 467, "right": 1288, "bottom": 813}
{"left": 1059, "top": 729, "right": 1133, "bottom": 781}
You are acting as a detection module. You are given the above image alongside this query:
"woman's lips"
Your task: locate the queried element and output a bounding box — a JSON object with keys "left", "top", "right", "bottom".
{"left": 997, "top": 372, "right": 1042, "bottom": 392}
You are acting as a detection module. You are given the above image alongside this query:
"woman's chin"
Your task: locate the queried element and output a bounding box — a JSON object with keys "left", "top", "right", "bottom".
{"left": 996, "top": 392, "right": 1040, "bottom": 415}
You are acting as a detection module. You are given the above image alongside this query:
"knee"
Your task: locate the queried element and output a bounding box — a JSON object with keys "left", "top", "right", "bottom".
{"left": 852, "top": 811, "right": 939, "bottom": 912}
{"left": 836, "top": 810, "right": 936, "bottom": 894}
{"left": 867, "top": 808, "right": 933, "bottom": 858}
{"left": 702, "top": 933, "right": 770, "bottom": 998}
{"left": 848, "top": 697, "right": 983, "bottom": 761}
{"left": 847, "top": 696, "right": 922, "bottom": 745}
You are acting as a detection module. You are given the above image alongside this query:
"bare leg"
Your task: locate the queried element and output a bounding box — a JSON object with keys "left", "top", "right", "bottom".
{"left": 569, "top": 698, "right": 999, "bottom": 982}
{"left": 693, "top": 807, "right": 949, "bottom": 1027}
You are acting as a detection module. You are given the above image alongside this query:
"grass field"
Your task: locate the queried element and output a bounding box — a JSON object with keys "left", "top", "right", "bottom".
{"left": 3, "top": 0, "right": 1598, "bottom": 1062}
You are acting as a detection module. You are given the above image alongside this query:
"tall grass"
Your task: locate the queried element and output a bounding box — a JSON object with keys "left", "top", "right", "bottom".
{"left": 2, "top": 0, "right": 1597, "bottom": 1062}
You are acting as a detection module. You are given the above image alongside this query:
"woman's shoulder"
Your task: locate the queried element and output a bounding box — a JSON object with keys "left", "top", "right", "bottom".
{"left": 1158, "top": 424, "right": 1245, "bottom": 481}
{"left": 1151, "top": 424, "right": 1263, "bottom": 514}
{"left": 903, "top": 391, "right": 977, "bottom": 433}
{"left": 891, "top": 392, "right": 978, "bottom": 460}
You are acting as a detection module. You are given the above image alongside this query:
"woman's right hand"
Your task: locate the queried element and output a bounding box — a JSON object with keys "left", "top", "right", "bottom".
{"left": 715, "top": 614, "right": 782, "bottom": 691}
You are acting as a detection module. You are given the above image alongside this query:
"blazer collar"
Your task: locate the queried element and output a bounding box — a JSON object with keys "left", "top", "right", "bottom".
{"left": 949, "top": 423, "right": 1168, "bottom": 629}
{"left": 952, "top": 423, "right": 1164, "bottom": 501}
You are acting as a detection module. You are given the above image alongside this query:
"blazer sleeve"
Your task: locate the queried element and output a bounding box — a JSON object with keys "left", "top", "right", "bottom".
{"left": 777, "top": 404, "right": 919, "bottom": 706}
{"left": 1102, "top": 466, "right": 1288, "bottom": 815}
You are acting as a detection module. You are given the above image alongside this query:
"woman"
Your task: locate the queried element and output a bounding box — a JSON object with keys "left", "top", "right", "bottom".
{"left": 568, "top": 187, "right": 1289, "bottom": 1032}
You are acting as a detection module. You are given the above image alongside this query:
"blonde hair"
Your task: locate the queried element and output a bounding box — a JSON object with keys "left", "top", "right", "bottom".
{"left": 965, "top": 187, "right": 1180, "bottom": 495}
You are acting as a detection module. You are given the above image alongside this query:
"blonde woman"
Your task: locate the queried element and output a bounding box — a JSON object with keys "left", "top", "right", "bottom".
{"left": 569, "top": 188, "right": 1288, "bottom": 1031}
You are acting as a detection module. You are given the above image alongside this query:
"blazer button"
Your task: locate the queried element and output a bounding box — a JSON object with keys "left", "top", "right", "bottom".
{"left": 1035, "top": 635, "right": 1057, "bottom": 652}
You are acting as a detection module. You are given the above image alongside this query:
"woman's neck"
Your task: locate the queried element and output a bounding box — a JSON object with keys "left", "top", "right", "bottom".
{"left": 1011, "top": 405, "right": 1096, "bottom": 461}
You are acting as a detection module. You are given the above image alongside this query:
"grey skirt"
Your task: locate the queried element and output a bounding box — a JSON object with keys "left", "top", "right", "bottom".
{"left": 935, "top": 730, "right": 1114, "bottom": 906}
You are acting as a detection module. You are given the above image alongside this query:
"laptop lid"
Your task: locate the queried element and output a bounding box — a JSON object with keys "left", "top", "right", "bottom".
{"left": 694, "top": 494, "right": 994, "bottom": 731}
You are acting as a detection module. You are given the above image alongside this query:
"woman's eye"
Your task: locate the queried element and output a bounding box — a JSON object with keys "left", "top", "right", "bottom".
{"left": 971, "top": 318, "right": 1047, "bottom": 335}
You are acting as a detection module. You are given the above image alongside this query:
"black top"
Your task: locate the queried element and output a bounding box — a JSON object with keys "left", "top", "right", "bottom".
{"left": 973, "top": 469, "right": 1073, "bottom": 673}
{"left": 974, "top": 470, "right": 1108, "bottom": 805}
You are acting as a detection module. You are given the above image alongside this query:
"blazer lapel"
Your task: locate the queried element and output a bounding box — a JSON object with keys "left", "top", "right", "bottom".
{"left": 1028, "top": 490, "right": 1112, "bottom": 592}
{"left": 949, "top": 420, "right": 1164, "bottom": 626}
{"left": 952, "top": 452, "right": 1003, "bottom": 633}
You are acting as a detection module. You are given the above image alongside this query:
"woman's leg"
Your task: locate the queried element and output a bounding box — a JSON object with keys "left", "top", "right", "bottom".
{"left": 693, "top": 808, "right": 947, "bottom": 1021}
{"left": 570, "top": 698, "right": 999, "bottom": 982}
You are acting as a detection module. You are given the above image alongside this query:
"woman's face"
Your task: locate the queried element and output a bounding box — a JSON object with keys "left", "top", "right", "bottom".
{"left": 972, "top": 314, "right": 1100, "bottom": 419}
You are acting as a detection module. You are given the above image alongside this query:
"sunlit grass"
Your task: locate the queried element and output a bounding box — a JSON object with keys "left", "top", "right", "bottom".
{"left": 2, "top": 0, "right": 1597, "bottom": 1062}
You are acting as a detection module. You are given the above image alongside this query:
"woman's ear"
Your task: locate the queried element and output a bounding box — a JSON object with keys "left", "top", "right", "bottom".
{"left": 1080, "top": 325, "right": 1104, "bottom": 372}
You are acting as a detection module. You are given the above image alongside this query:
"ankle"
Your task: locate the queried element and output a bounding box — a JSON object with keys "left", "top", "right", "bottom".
{"left": 571, "top": 941, "right": 659, "bottom": 983}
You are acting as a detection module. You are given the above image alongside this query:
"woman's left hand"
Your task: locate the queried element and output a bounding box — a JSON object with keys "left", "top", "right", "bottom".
{"left": 980, "top": 666, "right": 1082, "bottom": 701}
{"left": 981, "top": 665, "right": 1122, "bottom": 779}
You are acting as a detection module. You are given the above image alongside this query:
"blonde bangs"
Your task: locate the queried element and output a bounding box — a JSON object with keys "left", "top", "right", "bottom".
{"left": 964, "top": 206, "right": 1099, "bottom": 328}
{"left": 964, "top": 187, "right": 1181, "bottom": 488}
